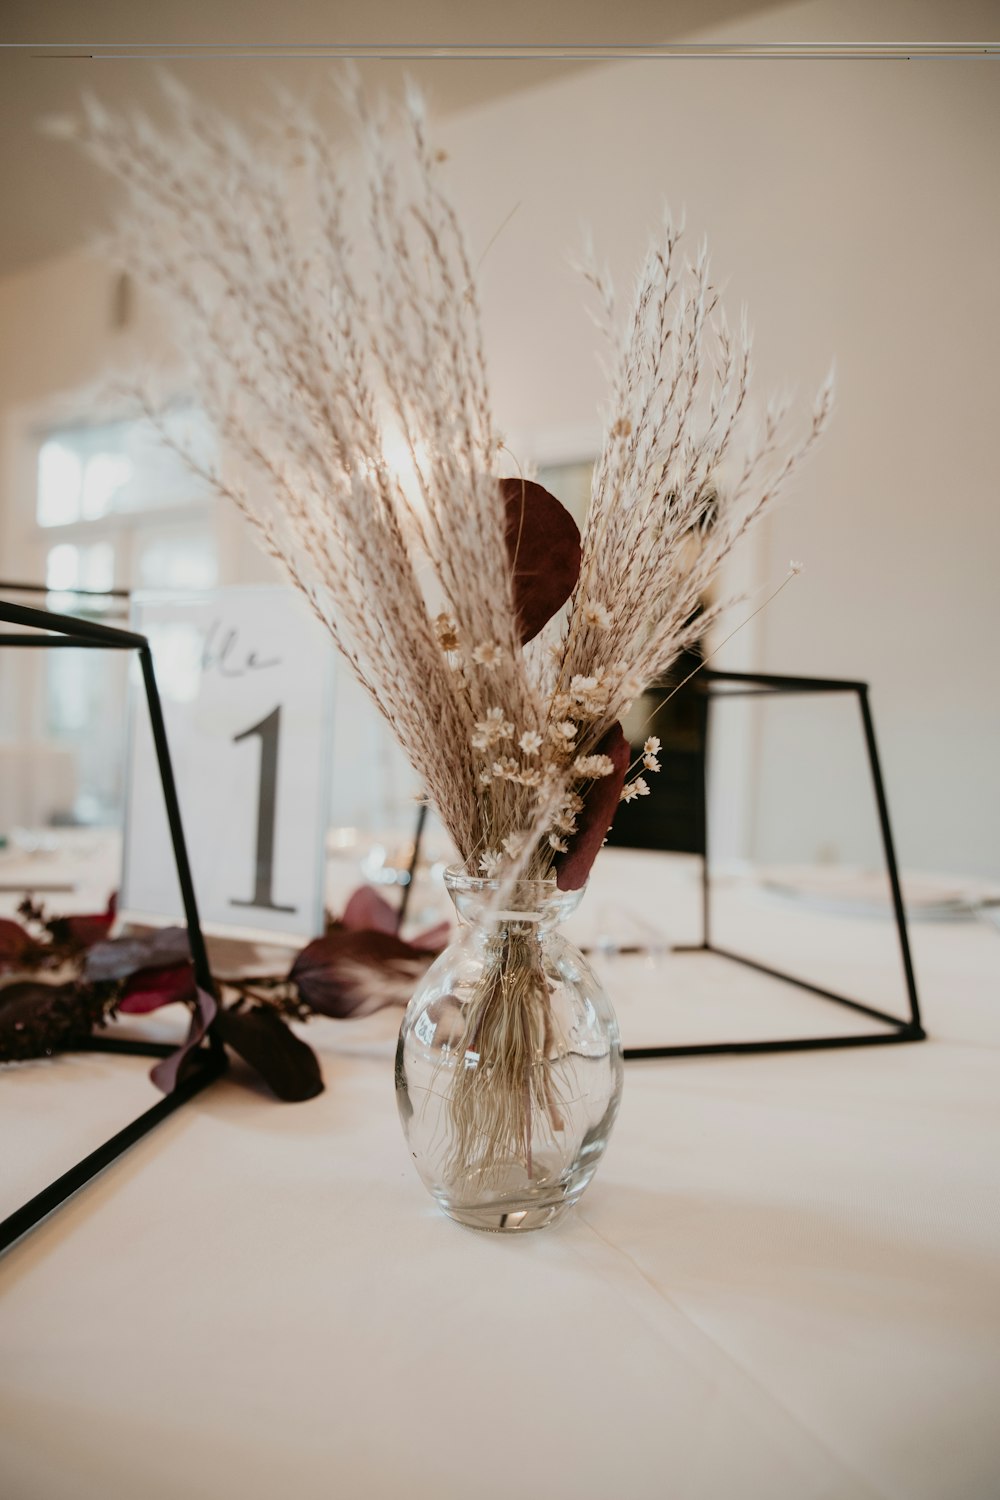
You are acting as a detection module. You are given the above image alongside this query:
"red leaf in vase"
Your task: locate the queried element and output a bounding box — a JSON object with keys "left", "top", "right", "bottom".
{"left": 119, "top": 961, "right": 196, "bottom": 1014}
{"left": 555, "top": 722, "right": 631, "bottom": 891}
{"left": 500, "top": 478, "right": 582, "bottom": 645}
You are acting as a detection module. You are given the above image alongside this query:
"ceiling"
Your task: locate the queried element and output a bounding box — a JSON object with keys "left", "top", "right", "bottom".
{"left": 0, "top": 0, "right": 782, "bottom": 276}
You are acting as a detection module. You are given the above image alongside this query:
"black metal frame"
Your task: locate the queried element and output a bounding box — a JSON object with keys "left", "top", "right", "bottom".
{"left": 0, "top": 599, "right": 224, "bottom": 1254}
{"left": 0, "top": 621, "right": 925, "bottom": 1241}
{"left": 623, "top": 668, "right": 925, "bottom": 1060}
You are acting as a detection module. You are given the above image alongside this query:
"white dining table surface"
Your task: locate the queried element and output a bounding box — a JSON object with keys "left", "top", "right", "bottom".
{"left": 1, "top": 842, "right": 999, "bottom": 1500}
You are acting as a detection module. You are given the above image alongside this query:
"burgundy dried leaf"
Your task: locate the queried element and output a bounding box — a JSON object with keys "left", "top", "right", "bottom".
{"left": 0, "top": 918, "right": 34, "bottom": 969}
{"left": 119, "top": 961, "right": 196, "bottom": 1015}
{"left": 150, "top": 986, "right": 218, "bottom": 1094}
{"left": 500, "top": 478, "right": 582, "bottom": 644}
{"left": 214, "top": 1005, "right": 323, "bottom": 1102}
{"left": 341, "top": 886, "right": 399, "bottom": 935}
{"left": 86, "top": 925, "right": 191, "bottom": 984}
{"left": 60, "top": 893, "right": 117, "bottom": 950}
{"left": 556, "top": 722, "right": 631, "bottom": 891}
{"left": 291, "top": 928, "right": 437, "bottom": 1019}
{"left": 0, "top": 980, "right": 102, "bottom": 1061}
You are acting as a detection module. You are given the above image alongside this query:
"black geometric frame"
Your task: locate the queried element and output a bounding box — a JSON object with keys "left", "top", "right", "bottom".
{"left": 0, "top": 598, "right": 225, "bottom": 1254}
{"left": 622, "top": 668, "right": 926, "bottom": 1060}
{"left": 0, "top": 617, "right": 925, "bottom": 1243}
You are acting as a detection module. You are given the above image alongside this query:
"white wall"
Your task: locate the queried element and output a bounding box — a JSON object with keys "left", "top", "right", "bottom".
{"left": 1, "top": 2, "right": 997, "bottom": 874}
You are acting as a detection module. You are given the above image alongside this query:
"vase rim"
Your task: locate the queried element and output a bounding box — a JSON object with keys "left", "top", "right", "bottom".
{"left": 443, "top": 866, "right": 585, "bottom": 924}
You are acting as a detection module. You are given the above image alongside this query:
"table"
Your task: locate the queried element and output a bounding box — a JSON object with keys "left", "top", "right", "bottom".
{"left": 2, "top": 847, "right": 999, "bottom": 1499}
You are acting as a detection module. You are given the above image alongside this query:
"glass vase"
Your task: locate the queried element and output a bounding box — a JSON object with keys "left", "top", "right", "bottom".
{"left": 395, "top": 869, "right": 623, "bottom": 1232}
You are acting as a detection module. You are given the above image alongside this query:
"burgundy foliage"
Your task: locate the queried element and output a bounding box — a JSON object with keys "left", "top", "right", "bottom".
{"left": 86, "top": 925, "right": 191, "bottom": 984}
{"left": 0, "top": 979, "right": 109, "bottom": 1061}
{"left": 555, "top": 722, "right": 631, "bottom": 891}
{"left": 291, "top": 926, "right": 443, "bottom": 1020}
{"left": 341, "top": 885, "right": 401, "bottom": 935}
{"left": 213, "top": 1004, "right": 324, "bottom": 1102}
{"left": 119, "top": 961, "right": 197, "bottom": 1014}
{"left": 0, "top": 918, "right": 34, "bottom": 970}
{"left": 48, "top": 894, "right": 117, "bottom": 952}
{"left": 150, "top": 986, "right": 218, "bottom": 1094}
{"left": 500, "top": 478, "right": 582, "bottom": 644}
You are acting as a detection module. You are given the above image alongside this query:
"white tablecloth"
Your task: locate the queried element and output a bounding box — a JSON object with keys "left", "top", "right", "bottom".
{"left": 2, "top": 848, "right": 999, "bottom": 1500}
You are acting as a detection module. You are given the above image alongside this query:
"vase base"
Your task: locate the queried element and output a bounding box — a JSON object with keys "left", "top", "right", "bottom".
{"left": 441, "top": 1197, "right": 574, "bottom": 1233}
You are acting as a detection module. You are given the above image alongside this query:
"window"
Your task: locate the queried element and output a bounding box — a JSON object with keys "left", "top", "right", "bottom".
{"left": 36, "top": 407, "right": 214, "bottom": 527}
{"left": 29, "top": 406, "right": 219, "bottom": 825}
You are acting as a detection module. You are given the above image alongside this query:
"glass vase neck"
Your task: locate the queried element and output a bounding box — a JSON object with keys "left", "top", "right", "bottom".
{"left": 444, "top": 867, "right": 584, "bottom": 932}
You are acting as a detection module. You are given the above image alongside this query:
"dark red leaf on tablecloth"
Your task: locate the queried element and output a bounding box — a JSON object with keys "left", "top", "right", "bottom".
{"left": 150, "top": 986, "right": 217, "bottom": 1094}
{"left": 291, "top": 928, "right": 439, "bottom": 1018}
{"left": 341, "top": 886, "right": 399, "bottom": 935}
{"left": 500, "top": 478, "right": 582, "bottom": 645}
{"left": 119, "top": 960, "right": 196, "bottom": 1014}
{"left": 85, "top": 925, "right": 191, "bottom": 984}
{"left": 0, "top": 918, "right": 34, "bottom": 969}
{"left": 60, "top": 893, "right": 117, "bottom": 950}
{"left": 0, "top": 980, "right": 99, "bottom": 1061}
{"left": 213, "top": 1005, "right": 323, "bottom": 1102}
{"left": 556, "top": 722, "right": 631, "bottom": 891}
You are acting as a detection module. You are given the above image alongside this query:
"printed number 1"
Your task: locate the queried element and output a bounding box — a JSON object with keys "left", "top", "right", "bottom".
{"left": 230, "top": 706, "right": 297, "bottom": 914}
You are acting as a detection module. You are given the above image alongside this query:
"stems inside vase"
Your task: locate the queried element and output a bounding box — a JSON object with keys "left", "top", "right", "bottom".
{"left": 441, "top": 924, "right": 567, "bottom": 1193}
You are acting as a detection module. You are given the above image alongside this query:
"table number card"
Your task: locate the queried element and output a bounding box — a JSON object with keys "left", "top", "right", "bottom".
{"left": 122, "top": 586, "right": 334, "bottom": 939}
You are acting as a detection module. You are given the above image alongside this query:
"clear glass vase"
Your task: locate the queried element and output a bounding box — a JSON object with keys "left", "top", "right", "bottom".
{"left": 395, "top": 869, "right": 624, "bottom": 1232}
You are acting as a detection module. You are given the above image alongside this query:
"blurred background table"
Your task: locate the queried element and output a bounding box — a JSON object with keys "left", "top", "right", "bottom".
{"left": 2, "top": 843, "right": 999, "bottom": 1500}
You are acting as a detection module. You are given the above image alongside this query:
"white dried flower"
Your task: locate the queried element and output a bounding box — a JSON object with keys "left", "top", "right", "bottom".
{"left": 518, "top": 730, "right": 543, "bottom": 757}
{"left": 516, "top": 767, "right": 542, "bottom": 788}
{"left": 620, "top": 783, "right": 639, "bottom": 803}
{"left": 492, "top": 756, "right": 519, "bottom": 780}
{"left": 642, "top": 753, "right": 661, "bottom": 772}
{"left": 633, "top": 776, "right": 651, "bottom": 796}
{"left": 789, "top": 559, "right": 804, "bottom": 575}
{"left": 502, "top": 831, "right": 528, "bottom": 858}
{"left": 552, "top": 720, "right": 578, "bottom": 741}
{"left": 471, "top": 641, "right": 503, "bottom": 668}
{"left": 574, "top": 753, "right": 615, "bottom": 779}
{"left": 479, "top": 851, "right": 502, "bottom": 877}
{"left": 547, "top": 834, "right": 569, "bottom": 853}
{"left": 583, "top": 601, "right": 612, "bottom": 630}
{"left": 644, "top": 736, "right": 661, "bottom": 755}
{"left": 472, "top": 707, "right": 514, "bottom": 750}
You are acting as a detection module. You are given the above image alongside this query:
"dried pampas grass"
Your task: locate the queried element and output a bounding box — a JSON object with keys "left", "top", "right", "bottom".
{"left": 64, "top": 70, "right": 831, "bottom": 888}
{"left": 64, "top": 71, "right": 832, "bottom": 1189}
